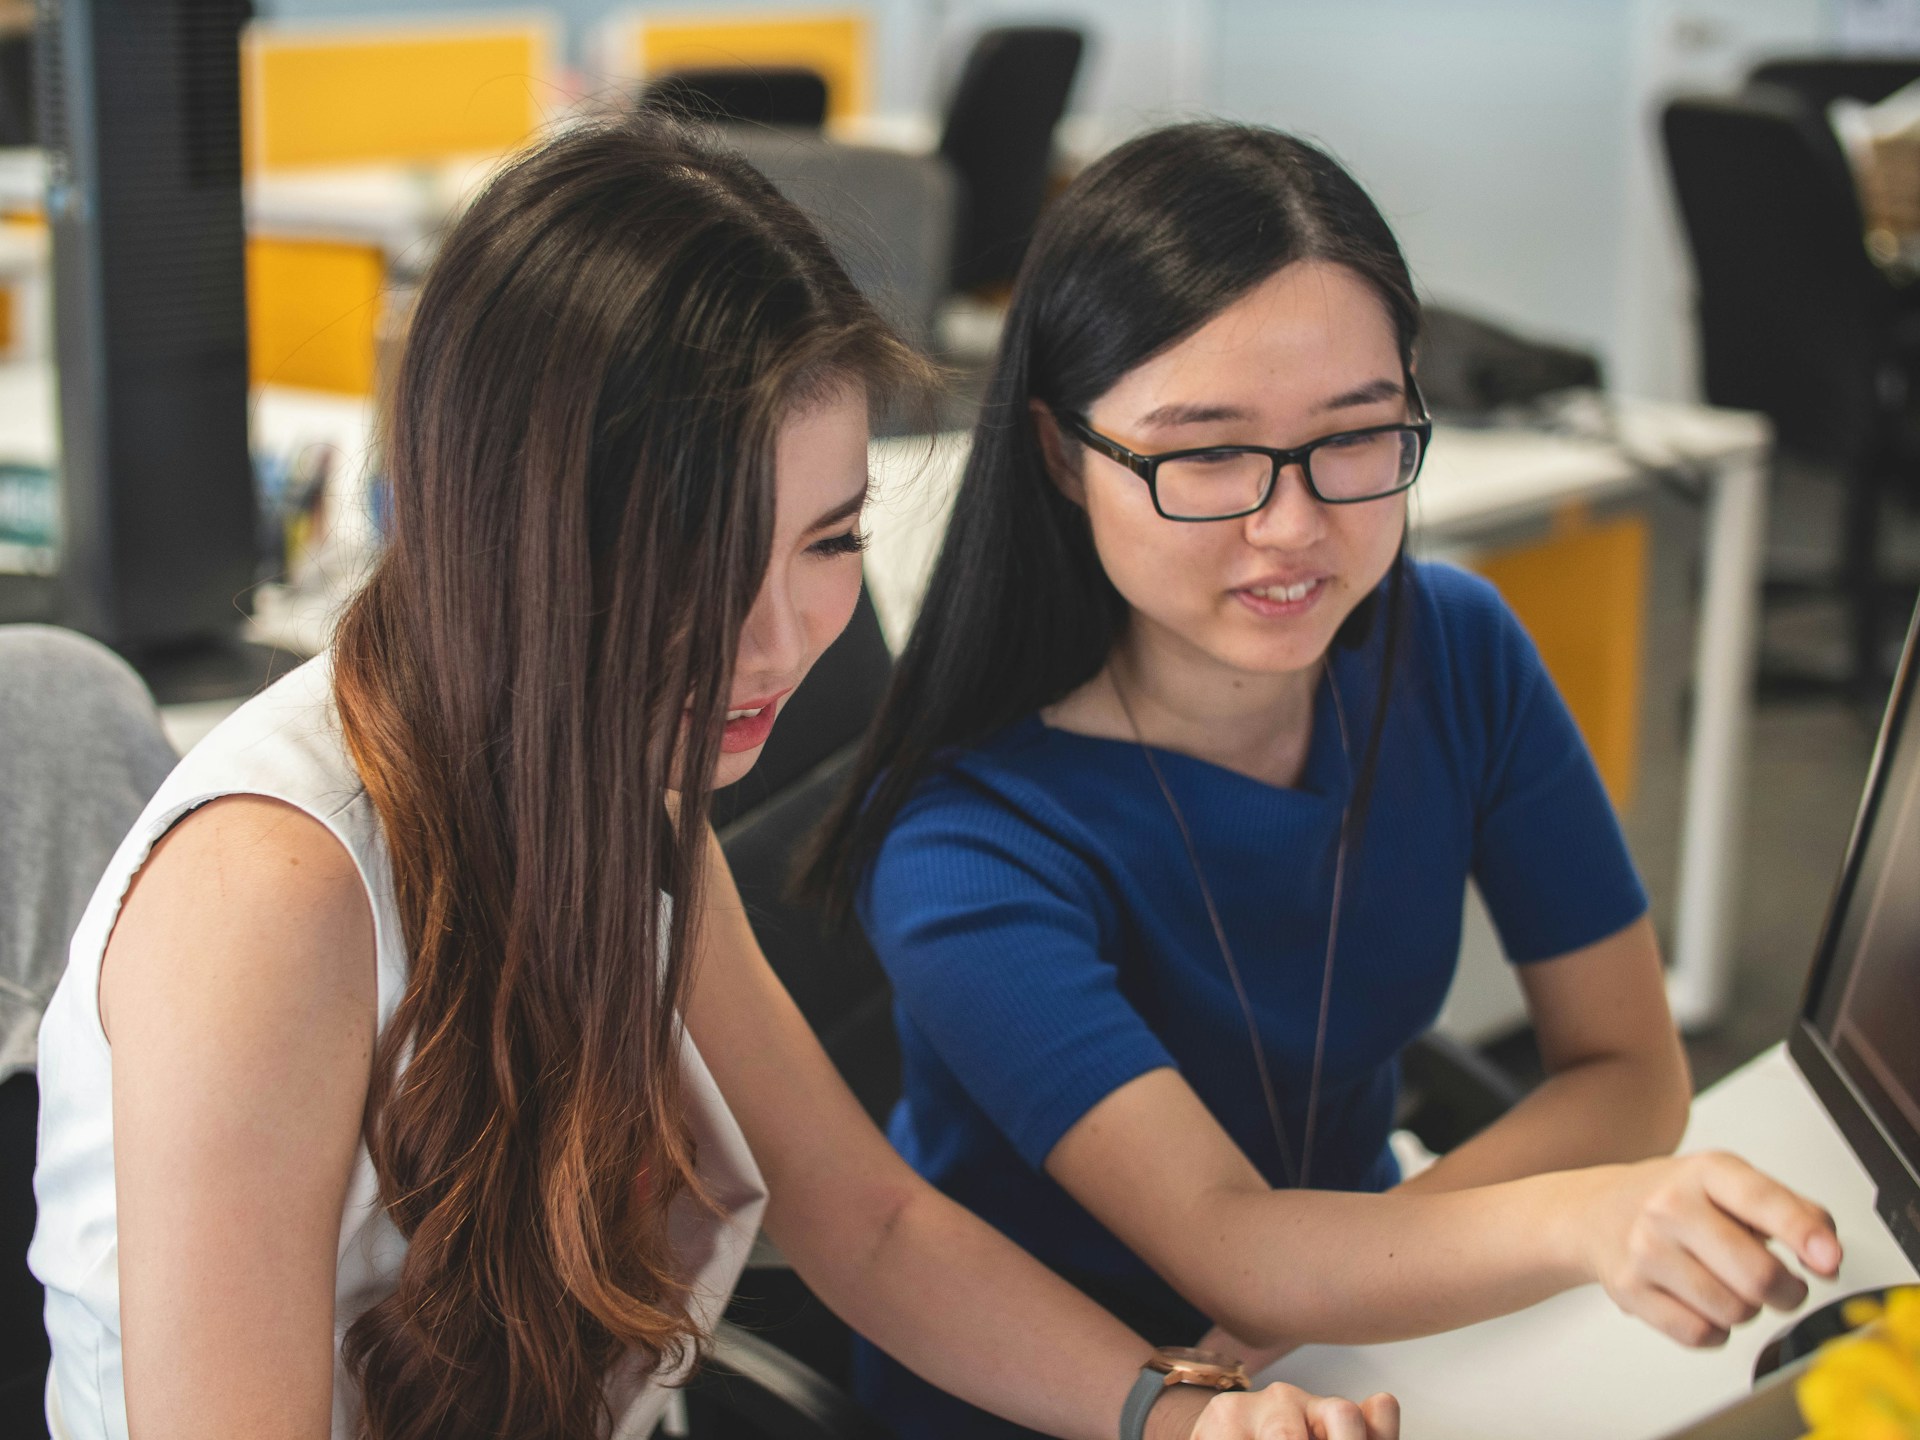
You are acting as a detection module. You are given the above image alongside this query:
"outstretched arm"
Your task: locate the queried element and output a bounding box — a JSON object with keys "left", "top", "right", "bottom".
{"left": 1397, "top": 916, "right": 1690, "bottom": 1196}
{"left": 1046, "top": 1056, "right": 1837, "bottom": 1355}
{"left": 683, "top": 829, "right": 1396, "bottom": 1440}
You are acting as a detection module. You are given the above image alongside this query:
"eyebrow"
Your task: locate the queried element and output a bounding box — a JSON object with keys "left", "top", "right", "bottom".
{"left": 1133, "top": 377, "right": 1405, "bottom": 431}
{"left": 807, "top": 483, "right": 870, "bottom": 532}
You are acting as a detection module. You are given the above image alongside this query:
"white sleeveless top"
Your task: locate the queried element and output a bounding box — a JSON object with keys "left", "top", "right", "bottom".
{"left": 30, "top": 655, "right": 769, "bottom": 1440}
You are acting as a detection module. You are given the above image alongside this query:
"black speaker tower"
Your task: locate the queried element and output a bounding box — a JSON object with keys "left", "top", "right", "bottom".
{"left": 35, "top": 0, "right": 257, "bottom": 668}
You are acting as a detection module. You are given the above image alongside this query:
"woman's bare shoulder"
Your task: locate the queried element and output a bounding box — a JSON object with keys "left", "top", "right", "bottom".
{"left": 99, "top": 793, "right": 376, "bottom": 1044}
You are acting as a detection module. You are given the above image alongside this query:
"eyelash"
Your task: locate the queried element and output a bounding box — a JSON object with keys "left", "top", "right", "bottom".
{"left": 810, "top": 529, "right": 868, "bottom": 558}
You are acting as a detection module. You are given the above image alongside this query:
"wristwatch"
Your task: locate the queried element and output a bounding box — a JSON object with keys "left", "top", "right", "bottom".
{"left": 1119, "top": 1347, "right": 1251, "bottom": 1440}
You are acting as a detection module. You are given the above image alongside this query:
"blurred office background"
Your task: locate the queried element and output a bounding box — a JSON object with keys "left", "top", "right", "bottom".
{"left": 7, "top": 0, "right": 1920, "bottom": 1423}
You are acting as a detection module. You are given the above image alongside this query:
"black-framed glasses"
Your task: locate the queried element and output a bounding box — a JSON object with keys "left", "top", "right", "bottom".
{"left": 1060, "top": 377, "right": 1432, "bottom": 522}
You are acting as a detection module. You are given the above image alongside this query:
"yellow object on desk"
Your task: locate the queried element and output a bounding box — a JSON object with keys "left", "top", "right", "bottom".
{"left": 627, "top": 12, "right": 869, "bottom": 122}
{"left": 242, "top": 19, "right": 553, "bottom": 169}
{"left": 247, "top": 237, "right": 385, "bottom": 395}
{"left": 1797, "top": 1288, "right": 1920, "bottom": 1440}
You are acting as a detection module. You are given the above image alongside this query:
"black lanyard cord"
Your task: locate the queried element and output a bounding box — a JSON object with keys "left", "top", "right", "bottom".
{"left": 1110, "top": 662, "right": 1354, "bottom": 1191}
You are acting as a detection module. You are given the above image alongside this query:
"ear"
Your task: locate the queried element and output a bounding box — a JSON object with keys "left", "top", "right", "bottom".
{"left": 1029, "top": 400, "right": 1086, "bottom": 508}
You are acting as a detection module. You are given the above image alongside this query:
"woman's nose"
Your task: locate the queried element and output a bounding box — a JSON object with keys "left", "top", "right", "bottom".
{"left": 738, "top": 568, "right": 807, "bottom": 680}
{"left": 1243, "top": 462, "right": 1327, "bottom": 548}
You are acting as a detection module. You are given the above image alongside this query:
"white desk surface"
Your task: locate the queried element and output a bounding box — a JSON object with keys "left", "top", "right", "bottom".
{"left": 1266, "top": 1045, "right": 1919, "bottom": 1440}
{"left": 245, "top": 154, "right": 506, "bottom": 256}
{"left": 0, "top": 146, "right": 41, "bottom": 216}
{"left": 0, "top": 361, "right": 373, "bottom": 472}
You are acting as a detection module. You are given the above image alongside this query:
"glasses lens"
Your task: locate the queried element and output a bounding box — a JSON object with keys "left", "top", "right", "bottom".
{"left": 1309, "top": 429, "right": 1421, "bottom": 501}
{"left": 1155, "top": 450, "right": 1274, "bottom": 518}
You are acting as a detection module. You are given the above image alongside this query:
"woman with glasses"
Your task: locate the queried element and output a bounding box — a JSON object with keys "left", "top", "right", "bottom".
{"left": 806, "top": 121, "right": 1841, "bottom": 1440}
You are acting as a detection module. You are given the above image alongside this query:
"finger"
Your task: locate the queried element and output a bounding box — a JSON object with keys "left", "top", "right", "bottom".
{"left": 1680, "top": 1201, "right": 1809, "bottom": 1313}
{"left": 1304, "top": 1396, "right": 1369, "bottom": 1440}
{"left": 1360, "top": 1392, "right": 1400, "bottom": 1440}
{"left": 1622, "top": 1281, "right": 1731, "bottom": 1348}
{"left": 1218, "top": 1385, "right": 1309, "bottom": 1440}
{"left": 1698, "top": 1154, "right": 1843, "bottom": 1276}
{"left": 1645, "top": 1242, "right": 1761, "bottom": 1331}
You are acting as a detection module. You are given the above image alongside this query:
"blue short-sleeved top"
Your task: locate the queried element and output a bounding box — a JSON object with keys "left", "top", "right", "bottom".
{"left": 857, "top": 561, "right": 1648, "bottom": 1317}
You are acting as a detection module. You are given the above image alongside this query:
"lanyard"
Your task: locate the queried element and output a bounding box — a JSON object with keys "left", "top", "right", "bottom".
{"left": 1110, "top": 662, "right": 1354, "bottom": 1189}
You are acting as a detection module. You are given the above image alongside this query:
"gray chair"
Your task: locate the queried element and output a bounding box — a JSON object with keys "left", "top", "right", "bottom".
{"left": 0, "top": 626, "right": 175, "bottom": 1435}
{"left": 722, "top": 125, "right": 957, "bottom": 353}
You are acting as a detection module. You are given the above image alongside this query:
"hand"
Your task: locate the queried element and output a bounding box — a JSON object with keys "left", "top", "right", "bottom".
{"left": 1579, "top": 1150, "right": 1843, "bottom": 1347}
{"left": 1186, "top": 1384, "right": 1399, "bottom": 1440}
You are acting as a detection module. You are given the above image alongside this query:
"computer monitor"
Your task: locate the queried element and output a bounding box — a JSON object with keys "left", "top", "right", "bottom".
{"left": 1790, "top": 604, "right": 1920, "bottom": 1270}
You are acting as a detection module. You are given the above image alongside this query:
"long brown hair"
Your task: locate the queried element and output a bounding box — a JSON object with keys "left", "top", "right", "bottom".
{"left": 332, "top": 114, "right": 921, "bottom": 1440}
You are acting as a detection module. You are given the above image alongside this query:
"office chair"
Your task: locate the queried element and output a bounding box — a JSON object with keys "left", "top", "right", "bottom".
{"left": 1663, "top": 85, "right": 1920, "bottom": 696}
{"left": 644, "top": 67, "right": 830, "bottom": 130}
{"left": 0, "top": 627, "right": 177, "bottom": 1438}
{"left": 0, "top": 28, "right": 32, "bottom": 148}
{"left": 722, "top": 127, "right": 958, "bottom": 353}
{"left": 938, "top": 26, "right": 1085, "bottom": 294}
{"left": 1748, "top": 56, "right": 1920, "bottom": 114}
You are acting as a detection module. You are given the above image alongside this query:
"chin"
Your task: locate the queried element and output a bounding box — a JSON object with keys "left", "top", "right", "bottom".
{"left": 710, "top": 746, "right": 764, "bottom": 792}
{"left": 1215, "top": 625, "right": 1341, "bottom": 677}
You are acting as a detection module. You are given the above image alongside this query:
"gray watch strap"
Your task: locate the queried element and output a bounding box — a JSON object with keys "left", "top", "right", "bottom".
{"left": 1119, "top": 1365, "right": 1169, "bottom": 1440}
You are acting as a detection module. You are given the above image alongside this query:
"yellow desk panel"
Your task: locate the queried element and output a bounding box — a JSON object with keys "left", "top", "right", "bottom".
{"left": 1472, "top": 508, "right": 1649, "bottom": 810}
{"left": 244, "top": 21, "right": 551, "bottom": 169}
{"left": 247, "top": 237, "right": 385, "bottom": 395}
{"left": 633, "top": 12, "right": 868, "bottom": 121}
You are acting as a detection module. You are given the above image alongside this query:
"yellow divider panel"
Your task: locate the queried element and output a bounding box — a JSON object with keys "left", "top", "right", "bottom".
{"left": 1470, "top": 507, "right": 1649, "bottom": 810}
{"left": 244, "top": 22, "right": 549, "bottom": 169}
{"left": 633, "top": 12, "right": 868, "bottom": 121}
{"left": 0, "top": 286, "right": 11, "bottom": 354}
{"left": 247, "top": 237, "right": 385, "bottom": 395}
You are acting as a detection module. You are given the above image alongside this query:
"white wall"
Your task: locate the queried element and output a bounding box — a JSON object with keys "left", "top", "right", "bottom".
{"left": 1199, "top": 0, "right": 1833, "bottom": 399}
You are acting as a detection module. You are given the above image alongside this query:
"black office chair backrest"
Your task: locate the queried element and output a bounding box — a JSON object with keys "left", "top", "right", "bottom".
{"left": 938, "top": 25, "right": 1085, "bottom": 292}
{"left": 1662, "top": 85, "right": 1888, "bottom": 463}
{"left": 720, "top": 747, "right": 899, "bottom": 1124}
{"left": 710, "top": 584, "right": 892, "bottom": 831}
{"left": 643, "top": 66, "right": 830, "bottom": 130}
{"left": 0, "top": 31, "right": 33, "bottom": 148}
{"left": 1749, "top": 55, "right": 1920, "bottom": 113}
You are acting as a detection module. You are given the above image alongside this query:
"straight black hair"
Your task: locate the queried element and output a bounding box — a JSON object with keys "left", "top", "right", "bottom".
{"left": 805, "top": 121, "right": 1422, "bottom": 923}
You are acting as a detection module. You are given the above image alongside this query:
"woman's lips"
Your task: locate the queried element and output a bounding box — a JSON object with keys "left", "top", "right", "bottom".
{"left": 1232, "top": 575, "right": 1328, "bottom": 618}
{"left": 719, "top": 692, "right": 788, "bottom": 753}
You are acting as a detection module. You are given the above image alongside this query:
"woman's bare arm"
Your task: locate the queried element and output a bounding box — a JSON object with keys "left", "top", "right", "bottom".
{"left": 1046, "top": 1059, "right": 1836, "bottom": 1353}
{"left": 1396, "top": 916, "right": 1690, "bottom": 1195}
{"left": 682, "top": 829, "right": 1396, "bottom": 1440}
{"left": 105, "top": 796, "right": 375, "bottom": 1440}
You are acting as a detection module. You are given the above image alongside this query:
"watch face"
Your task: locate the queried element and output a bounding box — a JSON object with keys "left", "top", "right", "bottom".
{"left": 1148, "top": 1347, "right": 1251, "bottom": 1391}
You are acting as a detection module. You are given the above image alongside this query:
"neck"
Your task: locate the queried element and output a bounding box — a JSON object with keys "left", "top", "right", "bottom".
{"left": 1106, "top": 617, "right": 1320, "bottom": 787}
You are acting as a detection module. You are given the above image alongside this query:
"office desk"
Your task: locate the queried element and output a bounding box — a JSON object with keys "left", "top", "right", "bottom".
{"left": 245, "top": 155, "right": 503, "bottom": 262}
{"left": 866, "top": 400, "right": 1770, "bottom": 1031}
{"left": 1266, "top": 1045, "right": 1919, "bottom": 1438}
{"left": 0, "top": 361, "right": 376, "bottom": 657}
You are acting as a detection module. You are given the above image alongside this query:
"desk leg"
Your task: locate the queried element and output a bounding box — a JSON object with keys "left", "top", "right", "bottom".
{"left": 1668, "top": 445, "right": 1768, "bottom": 1031}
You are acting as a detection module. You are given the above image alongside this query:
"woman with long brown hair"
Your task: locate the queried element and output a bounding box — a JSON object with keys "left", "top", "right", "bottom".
{"left": 27, "top": 115, "right": 1395, "bottom": 1440}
